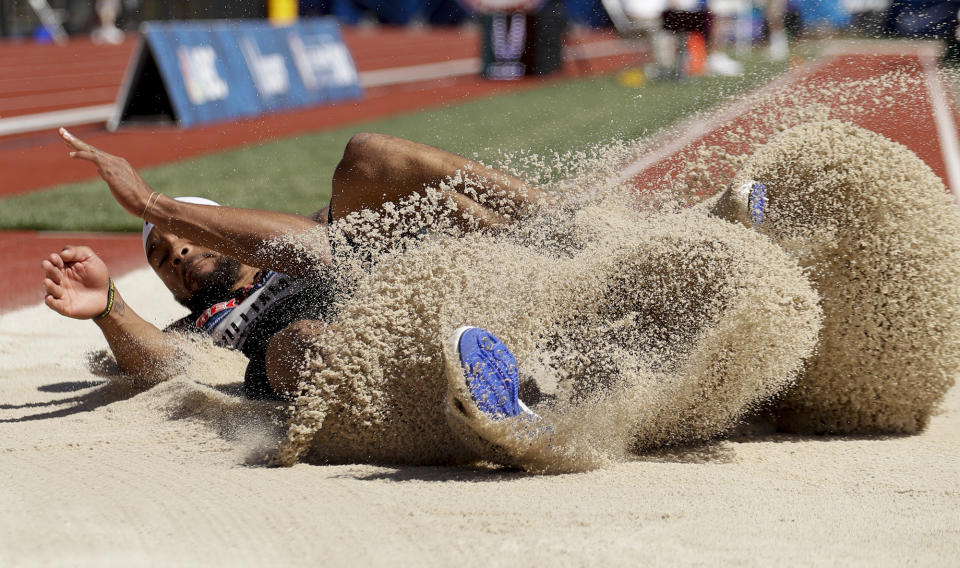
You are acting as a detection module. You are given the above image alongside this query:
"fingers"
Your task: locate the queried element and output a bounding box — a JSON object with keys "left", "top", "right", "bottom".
{"left": 48, "top": 252, "right": 65, "bottom": 269}
{"left": 58, "top": 246, "right": 77, "bottom": 262}
{"left": 43, "top": 277, "right": 63, "bottom": 298}
{"left": 57, "top": 245, "right": 94, "bottom": 263}
{"left": 42, "top": 257, "right": 65, "bottom": 302}
{"left": 58, "top": 127, "right": 97, "bottom": 153}
{"left": 69, "top": 150, "right": 98, "bottom": 163}
{"left": 42, "top": 258, "right": 62, "bottom": 285}
{"left": 44, "top": 293, "right": 69, "bottom": 315}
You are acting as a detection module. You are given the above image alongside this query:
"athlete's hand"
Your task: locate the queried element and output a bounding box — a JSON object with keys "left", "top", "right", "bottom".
{"left": 42, "top": 246, "right": 112, "bottom": 320}
{"left": 59, "top": 127, "right": 152, "bottom": 218}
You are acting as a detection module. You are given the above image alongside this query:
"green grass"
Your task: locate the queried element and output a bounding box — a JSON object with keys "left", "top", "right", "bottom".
{"left": 0, "top": 56, "right": 786, "bottom": 232}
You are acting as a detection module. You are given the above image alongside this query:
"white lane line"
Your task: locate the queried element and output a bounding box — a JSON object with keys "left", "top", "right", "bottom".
{"left": 616, "top": 56, "right": 828, "bottom": 183}
{"left": 360, "top": 59, "right": 480, "bottom": 88}
{"left": 567, "top": 38, "right": 639, "bottom": 60}
{"left": 0, "top": 104, "right": 115, "bottom": 137}
{"left": 921, "top": 56, "right": 960, "bottom": 201}
{"left": 821, "top": 38, "right": 942, "bottom": 57}
{"left": 362, "top": 39, "right": 636, "bottom": 87}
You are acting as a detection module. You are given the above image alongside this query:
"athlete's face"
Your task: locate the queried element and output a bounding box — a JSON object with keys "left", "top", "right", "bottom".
{"left": 144, "top": 227, "right": 243, "bottom": 311}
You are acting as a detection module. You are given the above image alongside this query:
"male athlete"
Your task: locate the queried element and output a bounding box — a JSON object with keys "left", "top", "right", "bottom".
{"left": 43, "top": 128, "right": 762, "bottom": 426}
{"left": 43, "top": 128, "right": 553, "bottom": 407}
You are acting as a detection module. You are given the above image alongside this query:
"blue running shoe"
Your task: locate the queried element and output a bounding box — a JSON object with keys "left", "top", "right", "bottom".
{"left": 705, "top": 180, "right": 768, "bottom": 228}
{"left": 746, "top": 181, "right": 767, "bottom": 227}
{"left": 725, "top": 180, "right": 768, "bottom": 227}
{"left": 449, "top": 326, "right": 534, "bottom": 419}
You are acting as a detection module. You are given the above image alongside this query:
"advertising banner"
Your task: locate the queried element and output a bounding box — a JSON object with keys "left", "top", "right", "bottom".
{"left": 110, "top": 19, "right": 363, "bottom": 129}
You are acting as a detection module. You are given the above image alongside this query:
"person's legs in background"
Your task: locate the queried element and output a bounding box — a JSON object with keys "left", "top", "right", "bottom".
{"left": 705, "top": 0, "right": 745, "bottom": 76}
{"left": 764, "top": 0, "right": 789, "bottom": 61}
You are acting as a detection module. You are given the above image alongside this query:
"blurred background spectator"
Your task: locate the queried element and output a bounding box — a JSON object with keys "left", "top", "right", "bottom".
{"left": 90, "top": 0, "right": 123, "bottom": 43}
{"left": 1, "top": 0, "right": 959, "bottom": 70}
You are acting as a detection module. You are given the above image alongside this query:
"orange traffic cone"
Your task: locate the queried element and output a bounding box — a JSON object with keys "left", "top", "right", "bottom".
{"left": 686, "top": 32, "right": 707, "bottom": 77}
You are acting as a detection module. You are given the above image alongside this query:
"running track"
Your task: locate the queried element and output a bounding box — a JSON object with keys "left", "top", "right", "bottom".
{"left": 1, "top": 38, "right": 958, "bottom": 314}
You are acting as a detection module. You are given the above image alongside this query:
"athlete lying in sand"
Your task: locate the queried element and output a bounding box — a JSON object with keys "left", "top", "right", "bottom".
{"left": 42, "top": 128, "right": 554, "bottom": 403}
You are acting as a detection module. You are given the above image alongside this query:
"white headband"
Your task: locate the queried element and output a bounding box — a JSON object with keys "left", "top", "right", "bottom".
{"left": 142, "top": 196, "right": 221, "bottom": 253}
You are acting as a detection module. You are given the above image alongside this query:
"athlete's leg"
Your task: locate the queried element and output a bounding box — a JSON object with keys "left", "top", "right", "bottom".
{"left": 702, "top": 180, "right": 768, "bottom": 228}
{"left": 327, "top": 133, "right": 553, "bottom": 229}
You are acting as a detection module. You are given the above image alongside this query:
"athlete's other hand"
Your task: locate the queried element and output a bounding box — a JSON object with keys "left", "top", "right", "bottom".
{"left": 42, "top": 246, "right": 112, "bottom": 320}
{"left": 59, "top": 127, "right": 152, "bottom": 218}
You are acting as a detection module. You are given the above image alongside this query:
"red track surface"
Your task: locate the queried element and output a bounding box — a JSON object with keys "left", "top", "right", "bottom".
{"left": 0, "top": 232, "right": 146, "bottom": 313}
{"left": 628, "top": 50, "right": 960, "bottom": 195}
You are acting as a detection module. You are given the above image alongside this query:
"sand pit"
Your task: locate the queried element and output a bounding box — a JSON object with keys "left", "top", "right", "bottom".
{"left": 3, "top": 112, "right": 960, "bottom": 562}
{"left": 1, "top": 267, "right": 957, "bottom": 564}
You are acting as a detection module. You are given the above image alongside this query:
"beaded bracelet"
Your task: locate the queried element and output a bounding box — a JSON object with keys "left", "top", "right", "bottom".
{"left": 94, "top": 278, "right": 116, "bottom": 320}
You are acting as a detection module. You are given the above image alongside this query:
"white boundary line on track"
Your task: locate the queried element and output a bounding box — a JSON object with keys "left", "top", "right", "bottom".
{"left": 361, "top": 39, "right": 635, "bottom": 87}
{"left": 824, "top": 40, "right": 960, "bottom": 199}
{"left": 0, "top": 104, "right": 116, "bottom": 137}
{"left": 920, "top": 55, "right": 960, "bottom": 200}
{"left": 0, "top": 38, "right": 638, "bottom": 137}
{"left": 615, "top": 56, "right": 829, "bottom": 184}
{"left": 360, "top": 59, "right": 479, "bottom": 88}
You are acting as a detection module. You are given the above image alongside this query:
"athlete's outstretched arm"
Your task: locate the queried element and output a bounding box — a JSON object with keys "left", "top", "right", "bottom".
{"left": 43, "top": 245, "right": 179, "bottom": 381}
{"left": 330, "top": 132, "right": 554, "bottom": 229}
{"left": 59, "top": 128, "right": 328, "bottom": 277}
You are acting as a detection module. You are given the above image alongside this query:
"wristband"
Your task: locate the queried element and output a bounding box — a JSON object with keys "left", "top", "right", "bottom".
{"left": 94, "top": 278, "right": 116, "bottom": 320}
{"left": 142, "top": 191, "right": 161, "bottom": 219}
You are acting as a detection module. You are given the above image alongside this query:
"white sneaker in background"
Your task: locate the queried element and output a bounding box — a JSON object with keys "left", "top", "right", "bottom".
{"left": 768, "top": 29, "right": 789, "bottom": 61}
{"left": 91, "top": 25, "right": 124, "bottom": 45}
{"left": 707, "top": 51, "right": 744, "bottom": 77}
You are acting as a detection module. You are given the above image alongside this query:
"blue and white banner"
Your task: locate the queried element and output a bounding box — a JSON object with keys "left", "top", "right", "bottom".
{"left": 111, "top": 19, "right": 363, "bottom": 129}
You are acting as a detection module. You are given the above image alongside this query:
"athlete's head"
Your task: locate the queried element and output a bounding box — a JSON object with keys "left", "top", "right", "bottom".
{"left": 142, "top": 197, "right": 243, "bottom": 313}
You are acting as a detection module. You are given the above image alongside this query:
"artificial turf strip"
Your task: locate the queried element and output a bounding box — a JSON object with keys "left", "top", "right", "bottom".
{"left": 0, "top": 57, "right": 786, "bottom": 232}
